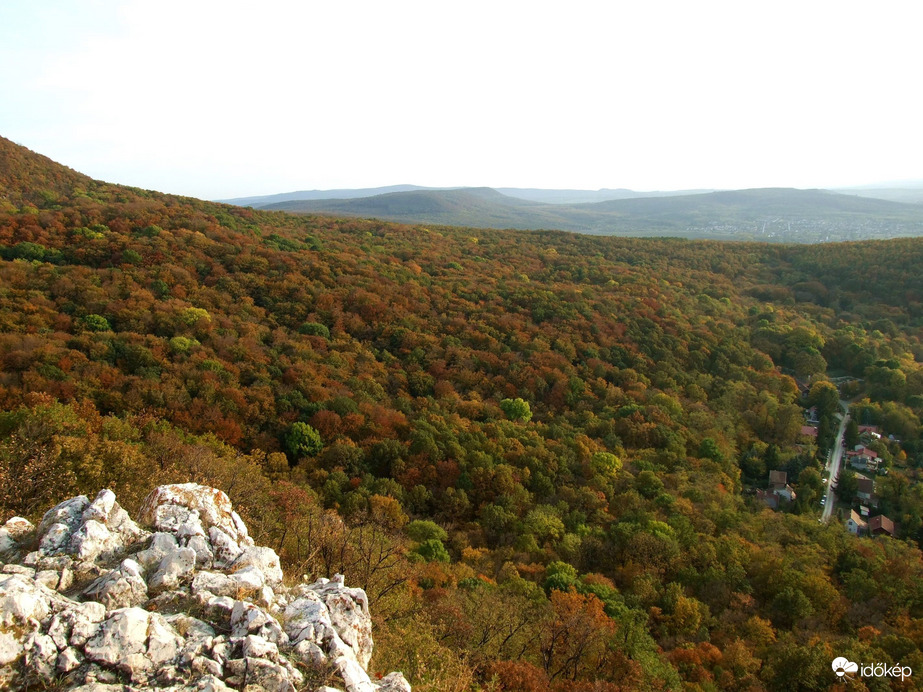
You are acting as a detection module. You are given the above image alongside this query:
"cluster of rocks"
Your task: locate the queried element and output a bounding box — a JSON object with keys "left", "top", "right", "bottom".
{"left": 0, "top": 483, "right": 411, "bottom": 692}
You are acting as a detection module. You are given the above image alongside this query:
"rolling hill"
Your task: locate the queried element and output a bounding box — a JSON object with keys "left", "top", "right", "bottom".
{"left": 224, "top": 186, "right": 714, "bottom": 208}
{"left": 255, "top": 185, "right": 923, "bottom": 242}
{"left": 220, "top": 184, "right": 442, "bottom": 208}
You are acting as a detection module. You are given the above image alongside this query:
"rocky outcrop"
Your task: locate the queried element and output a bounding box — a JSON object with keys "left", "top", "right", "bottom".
{"left": 0, "top": 484, "right": 410, "bottom": 692}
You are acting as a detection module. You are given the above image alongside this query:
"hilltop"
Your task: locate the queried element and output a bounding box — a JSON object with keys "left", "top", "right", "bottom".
{"left": 1, "top": 135, "right": 923, "bottom": 690}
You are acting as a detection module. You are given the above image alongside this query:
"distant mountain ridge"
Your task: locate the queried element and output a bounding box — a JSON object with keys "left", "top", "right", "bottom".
{"left": 244, "top": 184, "right": 923, "bottom": 243}
{"left": 220, "top": 186, "right": 714, "bottom": 208}
{"left": 220, "top": 184, "right": 442, "bottom": 208}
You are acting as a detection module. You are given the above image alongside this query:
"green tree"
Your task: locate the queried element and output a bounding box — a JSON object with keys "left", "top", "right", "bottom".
{"left": 843, "top": 418, "right": 859, "bottom": 449}
{"left": 285, "top": 422, "right": 323, "bottom": 458}
{"left": 415, "top": 538, "right": 450, "bottom": 563}
{"left": 299, "top": 322, "right": 330, "bottom": 338}
{"left": 808, "top": 380, "right": 840, "bottom": 419}
{"left": 180, "top": 307, "right": 211, "bottom": 325}
{"left": 82, "top": 314, "right": 111, "bottom": 332}
{"left": 543, "top": 561, "right": 578, "bottom": 593}
{"left": 635, "top": 470, "right": 664, "bottom": 499}
{"left": 589, "top": 451, "right": 622, "bottom": 478}
{"left": 837, "top": 467, "right": 858, "bottom": 500}
{"left": 698, "top": 437, "right": 725, "bottom": 463}
{"left": 406, "top": 519, "right": 448, "bottom": 543}
{"left": 523, "top": 505, "right": 566, "bottom": 545}
{"left": 500, "top": 397, "right": 532, "bottom": 422}
{"left": 796, "top": 467, "right": 824, "bottom": 510}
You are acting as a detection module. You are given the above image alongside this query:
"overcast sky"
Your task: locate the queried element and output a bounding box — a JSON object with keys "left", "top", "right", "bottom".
{"left": 1, "top": 1, "right": 921, "bottom": 200}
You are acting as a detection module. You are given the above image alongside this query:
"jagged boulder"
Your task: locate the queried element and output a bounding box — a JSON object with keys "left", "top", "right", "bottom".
{"left": 0, "top": 483, "right": 411, "bottom": 691}
{"left": 35, "top": 489, "right": 148, "bottom": 565}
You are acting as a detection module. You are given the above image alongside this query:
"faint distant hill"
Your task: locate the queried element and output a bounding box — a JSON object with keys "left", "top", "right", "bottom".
{"left": 496, "top": 187, "right": 714, "bottom": 204}
{"left": 261, "top": 187, "right": 588, "bottom": 231}
{"left": 222, "top": 185, "right": 708, "bottom": 208}
{"left": 833, "top": 182, "right": 923, "bottom": 205}
{"left": 252, "top": 185, "right": 923, "bottom": 242}
{"left": 220, "top": 185, "right": 445, "bottom": 208}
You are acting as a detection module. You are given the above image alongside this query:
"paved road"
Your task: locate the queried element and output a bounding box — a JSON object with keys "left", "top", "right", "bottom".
{"left": 821, "top": 400, "right": 850, "bottom": 523}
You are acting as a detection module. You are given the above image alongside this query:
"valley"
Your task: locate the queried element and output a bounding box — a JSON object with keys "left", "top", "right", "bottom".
{"left": 1, "top": 136, "right": 922, "bottom": 690}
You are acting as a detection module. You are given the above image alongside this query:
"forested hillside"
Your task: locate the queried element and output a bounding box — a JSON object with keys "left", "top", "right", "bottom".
{"left": 2, "top": 136, "right": 923, "bottom": 690}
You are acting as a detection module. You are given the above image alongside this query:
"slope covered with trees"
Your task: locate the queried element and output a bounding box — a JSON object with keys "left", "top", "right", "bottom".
{"left": 2, "top": 136, "right": 923, "bottom": 690}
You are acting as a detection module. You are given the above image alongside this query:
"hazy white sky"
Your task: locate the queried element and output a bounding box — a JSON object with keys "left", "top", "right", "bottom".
{"left": 1, "top": 1, "right": 921, "bottom": 199}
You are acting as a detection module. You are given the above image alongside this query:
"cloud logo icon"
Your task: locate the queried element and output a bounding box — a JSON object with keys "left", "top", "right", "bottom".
{"left": 832, "top": 657, "right": 859, "bottom": 678}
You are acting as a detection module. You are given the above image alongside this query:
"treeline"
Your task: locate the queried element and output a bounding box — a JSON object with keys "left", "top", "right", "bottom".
{"left": 1, "top": 136, "right": 923, "bottom": 689}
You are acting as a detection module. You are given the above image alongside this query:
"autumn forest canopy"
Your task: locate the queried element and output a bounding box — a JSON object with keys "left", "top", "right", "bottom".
{"left": 2, "top": 136, "right": 923, "bottom": 690}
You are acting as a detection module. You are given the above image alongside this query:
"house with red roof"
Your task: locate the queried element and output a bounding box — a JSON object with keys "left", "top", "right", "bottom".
{"left": 868, "top": 515, "right": 895, "bottom": 537}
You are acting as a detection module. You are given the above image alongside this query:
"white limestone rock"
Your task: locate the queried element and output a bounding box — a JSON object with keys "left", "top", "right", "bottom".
{"left": 192, "top": 654, "right": 223, "bottom": 677}
{"left": 0, "top": 484, "right": 411, "bottom": 692}
{"left": 308, "top": 575, "right": 374, "bottom": 669}
{"left": 34, "top": 568, "right": 60, "bottom": 590}
{"left": 284, "top": 591, "right": 334, "bottom": 646}
{"left": 24, "top": 631, "right": 58, "bottom": 683}
{"left": 242, "top": 633, "right": 279, "bottom": 660}
{"left": 39, "top": 521, "right": 73, "bottom": 555}
{"left": 193, "top": 675, "right": 234, "bottom": 692}
{"left": 148, "top": 611, "right": 184, "bottom": 666}
{"left": 176, "top": 509, "right": 207, "bottom": 540}
{"left": 82, "top": 488, "right": 116, "bottom": 524}
{"left": 375, "top": 672, "right": 413, "bottom": 692}
{"left": 35, "top": 490, "right": 146, "bottom": 564}
{"left": 242, "top": 655, "right": 300, "bottom": 692}
{"left": 292, "top": 639, "right": 327, "bottom": 666}
{"left": 56, "top": 645, "right": 83, "bottom": 673}
{"left": 70, "top": 491, "right": 147, "bottom": 563}
{"left": 68, "top": 519, "right": 115, "bottom": 562}
{"left": 210, "top": 636, "right": 233, "bottom": 667}
{"left": 230, "top": 600, "right": 288, "bottom": 645}
{"left": 0, "top": 631, "right": 21, "bottom": 668}
{"left": 165, "top": 612, "right": 216, "bottom": 642}
{"left": 1, "top": 563, "right": 35, "bottom": 577}
{"left": 68, "top": 601, "right": 107, "bottom": 647}
{"left": 82, "top": 558, "right": 148, "bottom": 609}
{"left": 83, "top": 607, "right": 151, "bottom": 666}
{"left": 186, "top": 533, "right": 215, "bottom": 568}
{"left": 231, "top": 545, "right": 283, "bottom": 587}
{"left": 336, "top": 654, "right": 377, "bottom": 692}
{"left": 135, "top": 531, "right": 179, "bottom": 571}
{"left": 138, "top": 484, "right": 252, "bottom": 549}
{"left": 192, "top": 567, "right": 268, "bottom": 601}
{"left": 0, "top": 516, "right": 34, "bottom": 557}
{"left": 0, "top": 572, "right": 55, "bottom": 626}
{"left": 209, "top": 526, "right": 245, "bottom": 568}
{"left": 37, "top": 495, "right": 90, "bottom": 538}
{"left": 149, "top": 545, "right": 197, "bottom": 593}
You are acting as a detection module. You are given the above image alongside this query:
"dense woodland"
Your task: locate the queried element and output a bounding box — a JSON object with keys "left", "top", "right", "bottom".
{"left": 2, "top": 136, "right": 923, "bottom": 691}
